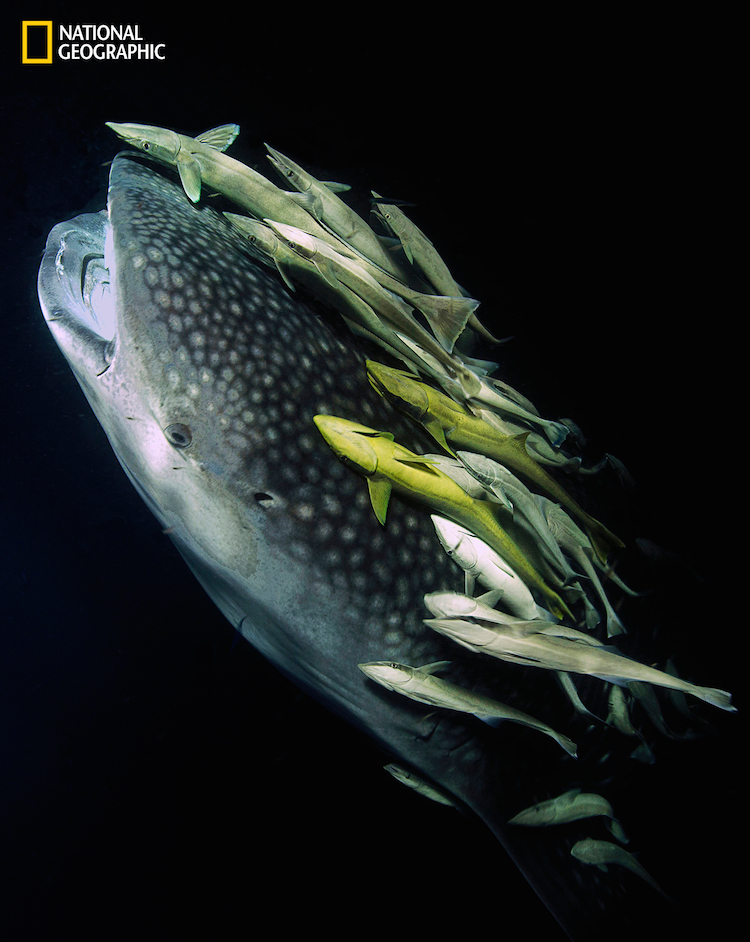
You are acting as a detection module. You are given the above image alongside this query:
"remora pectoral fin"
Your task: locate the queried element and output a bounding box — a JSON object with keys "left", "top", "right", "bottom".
{"left": 394, "top": 455, "right": 443, "bottom": 472}
{"left": 312, "top": 257, "right": 345, "bottom": 292}
{"left": 177, "top": 154, "right": 203, "bottom": 203}
{"left": 285, "top": 190, "right": 324, "bottom": 218}
{"left": 367, "top": 477, "right": 392, "bottom": 525}
{"left": 274, "top": 259, "right": 297, "bottom": 293}
{"left": 401, "top": 240, "right": 415, "bottom": 264}
{"left": 423, "top": 417, "right": 457, "bottom": 457}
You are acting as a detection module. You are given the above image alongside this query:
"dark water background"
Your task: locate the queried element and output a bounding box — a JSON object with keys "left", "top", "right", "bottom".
{"left": 1, "top": 10, "right": 741, "bottom": 940}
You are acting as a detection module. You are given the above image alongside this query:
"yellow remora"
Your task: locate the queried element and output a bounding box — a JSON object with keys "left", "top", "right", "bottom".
{"left": 366, "top": 361, "right": 624, "bottom": 563}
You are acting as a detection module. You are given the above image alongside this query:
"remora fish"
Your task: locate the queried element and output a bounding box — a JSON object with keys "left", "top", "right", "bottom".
{"left": 423, "top": 615, "right": 735, "bottom": 712}
{"left": 105, "top": 121, "right": 345, "bottom": 253}
{"left": 260, "top": 220, "right": 478, "bottom": 390}
{"left": 264, "top": 218, "right": 481, "bottom": 356}
{"left": 429, "top": 518, "right": 547, "bottom": 619}
{"left": 384, "top": 763, "right": 458, "bottom": 807}
{"left": 570, "top": 839, "right": 673, "bottom": 901}
{"left": 370, "top": 191, "right": 502, "bottom": 345}
{"left": 366, "top": 361, "right": 624, "bottom": 562}
{"left": 35, "top": 151, "right": 702, "bottom": 940}
{"left": 509, "top": 788, "right": 628, "bottom": 843}
{"left": 264, "top": 144, "right": 413, "bottom": 284}
{"left": 358, "top": 660, "right": 577, "bottom": 755}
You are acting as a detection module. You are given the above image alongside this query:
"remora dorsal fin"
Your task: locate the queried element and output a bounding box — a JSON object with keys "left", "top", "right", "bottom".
{"left": 196, "top": 124, "right": 240, "bottom": 152}
{"left": 418, "top": 660, "right": 452, "bottom": 674}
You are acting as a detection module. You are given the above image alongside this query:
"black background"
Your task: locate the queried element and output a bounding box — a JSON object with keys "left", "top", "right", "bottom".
{"left": 1, "top": 8, "right": 742, "bottom": 940}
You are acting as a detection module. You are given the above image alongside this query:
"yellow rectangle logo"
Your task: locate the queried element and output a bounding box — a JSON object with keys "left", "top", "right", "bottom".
{"left": 21, "top": 21, "right": 53, "bottom": 64}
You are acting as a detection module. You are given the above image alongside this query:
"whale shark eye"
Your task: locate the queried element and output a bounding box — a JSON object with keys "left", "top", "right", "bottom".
{"left": 254, "top": 493, "right": 274, "bottom": 505}
{"left": 164, "top": 423, "right": 192, "bottom": 448}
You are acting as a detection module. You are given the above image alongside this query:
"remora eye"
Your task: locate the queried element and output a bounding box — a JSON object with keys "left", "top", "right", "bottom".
{"left": 165, "top": 423, "right": 192, "bottom": 448}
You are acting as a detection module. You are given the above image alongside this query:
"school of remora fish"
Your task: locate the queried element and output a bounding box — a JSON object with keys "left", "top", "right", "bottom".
{"left": 38, "top": 121, "right": 736, "bottom": 939}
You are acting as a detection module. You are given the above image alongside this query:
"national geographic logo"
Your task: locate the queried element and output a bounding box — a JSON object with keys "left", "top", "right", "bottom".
{"left": 21, "top": 21, "right": 166, "bottom": 64}
{"left": 21, "top": 21, "right": 52, "bottom": 63}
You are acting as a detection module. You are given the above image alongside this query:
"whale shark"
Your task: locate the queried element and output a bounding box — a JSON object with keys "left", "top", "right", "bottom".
{"left": 37, "top": 144, "right": 733, "bottom": 940}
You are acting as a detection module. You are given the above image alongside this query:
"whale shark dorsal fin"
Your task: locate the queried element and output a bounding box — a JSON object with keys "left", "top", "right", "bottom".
{"left": 196, "top": 124, "right": 240, "bottom": 152}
